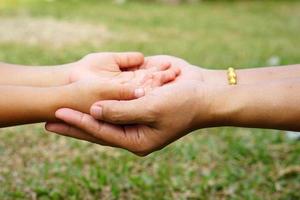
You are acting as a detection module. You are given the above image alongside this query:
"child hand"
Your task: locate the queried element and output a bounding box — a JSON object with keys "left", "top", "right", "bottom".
{"left": 68, "top": 62, "right": 180, "bottom": 113}
{"left": 68, "top": 52, "right": 145, "bottom": 83}
{"left": 102, "top": 62, "right": 181, "bottom": 94}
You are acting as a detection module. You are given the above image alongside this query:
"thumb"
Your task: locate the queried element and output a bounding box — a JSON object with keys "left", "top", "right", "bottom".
{"left": 90, "top": 98, "right": 155, "bottom": 125}
{"left": 113, "top": 52, "right": 144, "bottom": 69}
{"left": 99, "top": 81, "right": 145, "bottom": 100}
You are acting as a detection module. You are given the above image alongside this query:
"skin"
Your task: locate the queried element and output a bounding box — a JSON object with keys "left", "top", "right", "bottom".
{"left": 0, "top": 52, "right": 146, "bottom": 87}
{"left": 0, "top": 80, "right": 137, "bottom": 127}
{"left": 0, "top": 53, "right": 180, "bottom": 127}
{"left": 46, "top": 55, "right": 300, "bottom": 156}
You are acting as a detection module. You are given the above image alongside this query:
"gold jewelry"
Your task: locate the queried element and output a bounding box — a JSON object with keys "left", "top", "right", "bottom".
{"left": 227, "top": 67, "right": 237, "bottom": 85}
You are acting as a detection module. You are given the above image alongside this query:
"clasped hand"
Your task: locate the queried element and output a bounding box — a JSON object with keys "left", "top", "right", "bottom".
{"left": 46, "top": 53, "right": 214, "bottom": 156}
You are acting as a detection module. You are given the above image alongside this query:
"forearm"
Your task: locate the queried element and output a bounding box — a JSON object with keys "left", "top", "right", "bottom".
{"left": 0, "top": 62, "right": 71, "bottom": 87}
{"left": 209, "top": 78, "right": 300, "bottom": 131}
{"left": 0, "top": 85, "right": 76, "bottom": 127}
{"left": 200, "top": 64, "right": 300, "bottom": 85}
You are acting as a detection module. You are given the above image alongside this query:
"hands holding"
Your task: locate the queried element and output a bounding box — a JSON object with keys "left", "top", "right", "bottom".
{"left": 3, "top": 51, "right": 299, "bottom": 150}
{"left": 0, "top": 52, "right": 180, "bottom": 127}
{"left": 59, "top": 52, "right": 181, "bottom": 113}
{"left": 46, "top": 55, "right": 217, "bottom": 156}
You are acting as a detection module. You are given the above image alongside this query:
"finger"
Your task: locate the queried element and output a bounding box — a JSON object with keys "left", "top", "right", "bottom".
{"left": 90, "top": 98, "right": 154, "bottom": 124}
{"left": 150, "top": 65, "right": 181, "bottom": 87}
{"left": 139, "top": 63, "right": 171, "bottom": 86}
{"left": 172, "top": 65, "right": 181, "bottom": 76}
{"left": 113, "top": 52, "right": 144, "bottom": 68}
{"left": 146, "top": 62, "right": 171, "bottom": 73}
{"left": 162, "top": 65, "right": 181, "bottom": 80}
{"left": 152, "top": 69, "right": 176, "bottom": 87}
{"left": 159, "top": 62, "right": 171, "bottom": 71}
{"left": 54, "top": 108, "right": 130, "bottom": 148}
{"left": 45, "top": 122, "right": 108, "bottom": 146}
{"left": 101, "top": 82, "right": 145, "bottom": 100}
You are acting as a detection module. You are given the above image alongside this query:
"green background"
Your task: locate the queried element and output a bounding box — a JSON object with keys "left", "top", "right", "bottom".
{"left": 0, "top": 0, "right": 299, "bottom": 199}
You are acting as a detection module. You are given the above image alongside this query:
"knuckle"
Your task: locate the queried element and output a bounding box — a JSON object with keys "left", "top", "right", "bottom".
{"left": 118, "top": 85, "right": 132, "bottom": 100}
{"left": 79, "top": 113, "right": 89, "bottom": 125}
{"left": 115, "top": 54, "right": 130, "bottom": 66}
{"left": 147, "top": 101, "right": 162, "bottom": 119}
{"left": 103, "top": 106, "right": 122, "bottom": 123}
{"left": 102, "top": 106, "right": 112, "bottom": 121}
{"left": 126, "top": 54, "right": 131, "bottom": 65}
{"left": 108, "top": 114, "right": 120, "bottom": 123}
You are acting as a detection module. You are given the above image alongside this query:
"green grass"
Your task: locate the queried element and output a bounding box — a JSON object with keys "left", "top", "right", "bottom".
{"left": 0, "top": 0, "right": 300, "bottom": 199}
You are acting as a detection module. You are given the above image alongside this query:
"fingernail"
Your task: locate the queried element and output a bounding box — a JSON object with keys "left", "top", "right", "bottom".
{"left": 45, "top": 123, "right": 53, "bottom": 131}
{"left": 134, "top": 88, "right": 145, "bottom": 98}
{"left": 91, "top": 106, "right": 103, "bottom": 118}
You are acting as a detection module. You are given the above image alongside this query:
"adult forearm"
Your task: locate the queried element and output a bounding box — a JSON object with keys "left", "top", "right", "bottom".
{"left": 0, "top": 62, "right": 70, "bottom": 87}
{"left": 201, "top": 64, "right": 300, "bottom": 85}
{"left": 209, "top": 78, "right": 300, "bottom": 131}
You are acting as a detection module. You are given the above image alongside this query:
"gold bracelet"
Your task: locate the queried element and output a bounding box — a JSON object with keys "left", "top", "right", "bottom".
{"left": 227, "top": 67, "right": 237, "bottom": 85}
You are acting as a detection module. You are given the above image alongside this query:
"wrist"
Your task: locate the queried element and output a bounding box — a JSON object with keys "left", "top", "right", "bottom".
{"left": 65, "top": 81, "right": 97, "bottom": 113}
{"left": 193, "top": 80, "right": 236, "bottom": 129}
{"left": 207, "top": 84, "right": 243, "bottom": 127}
{"left": 195, "top": 66, "right": 227, "bottom": 86}
{"left": 48, "top": 85, "right": 75, "bottom": 117}
{"left": 62, "top": 82, "right": 88, "bottom": 111}
{"left": 190, "top": 67, "right": 231, "bottom": 128}
{"left": 49, "top": 64, "right": 73, "bottom": 85}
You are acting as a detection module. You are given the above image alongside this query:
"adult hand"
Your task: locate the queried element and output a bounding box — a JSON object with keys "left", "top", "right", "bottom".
{"left": 46, "top": 79, "right": 218, "bottom": 156}
{"left": 66, "top": 52, "right": 145, "bottom": 83}
{"left": 46, "top": 55, "right": 224, "bottom": 156}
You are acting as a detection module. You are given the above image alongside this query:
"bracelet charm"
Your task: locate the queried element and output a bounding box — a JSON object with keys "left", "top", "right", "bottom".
{"left": 228, "top": 67, "right": 237, "bottom": 85}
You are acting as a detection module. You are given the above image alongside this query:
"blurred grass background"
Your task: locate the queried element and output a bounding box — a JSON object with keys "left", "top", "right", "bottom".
{"left": 0, "top": 0, "right": 300, "bottom": 199}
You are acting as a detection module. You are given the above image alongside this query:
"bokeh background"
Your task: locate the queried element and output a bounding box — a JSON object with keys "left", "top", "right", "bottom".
{"left": 0, "top": 0, "right": 300, "bottom": 199}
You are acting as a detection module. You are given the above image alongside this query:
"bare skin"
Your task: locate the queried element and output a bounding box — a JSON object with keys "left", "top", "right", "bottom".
{"left": 46, "top": 55, "right": 300, "bottom": 156}
{"left": 0, "top": 52, "right": 147, "bottom": 87}
{"left": 0, "top": 53, "right": 180, "bottom": 127}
